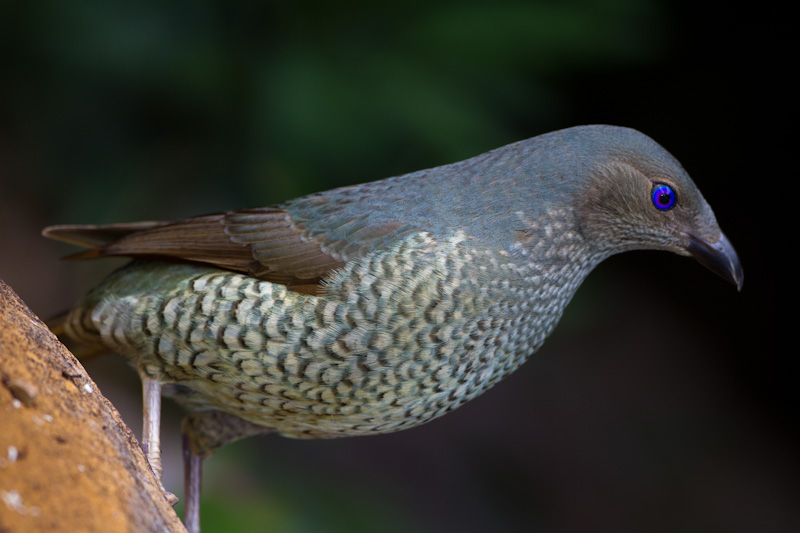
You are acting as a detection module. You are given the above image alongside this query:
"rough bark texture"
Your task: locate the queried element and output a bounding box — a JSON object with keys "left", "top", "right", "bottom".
{"left": 0, "top": 279, "right": 185, "bottom": 533}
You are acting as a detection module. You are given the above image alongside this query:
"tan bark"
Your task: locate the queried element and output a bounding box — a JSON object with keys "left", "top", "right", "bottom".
{"left": 0, "top": 279, "right": 185, "bottom": 532}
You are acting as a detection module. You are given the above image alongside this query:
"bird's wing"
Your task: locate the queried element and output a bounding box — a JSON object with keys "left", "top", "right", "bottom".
{"left": 43, "top": 192, "right": 421, "bottom": 295}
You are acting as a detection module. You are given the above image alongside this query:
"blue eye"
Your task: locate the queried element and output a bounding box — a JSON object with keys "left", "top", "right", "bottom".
{"left": 651, "top": 184, "right": 676, "bottom": 210}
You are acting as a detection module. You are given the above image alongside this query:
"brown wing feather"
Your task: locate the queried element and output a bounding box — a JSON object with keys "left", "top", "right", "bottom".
{"left": 43, "top": 209, "right": 349, "bottom": 295}
{"left": 224, "top": 208, "right": 348, "bottom": 280}
{"left": 43, "top": 221, "right": 172, "bottom": 248}
{"left": 42, "top": 189, "right": 421, "bottom": 297}
{"left": 100, "top": 214, "right": 257, "bottom": 270}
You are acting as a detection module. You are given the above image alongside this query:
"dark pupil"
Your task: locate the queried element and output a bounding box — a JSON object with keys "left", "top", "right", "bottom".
{"left": 658, "top": 192, "right": 671, "bottom": 205}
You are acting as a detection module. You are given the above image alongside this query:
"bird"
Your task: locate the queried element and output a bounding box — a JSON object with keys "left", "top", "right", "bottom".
{"left": 43, "top": 125, "right": 742, "bottom": 532}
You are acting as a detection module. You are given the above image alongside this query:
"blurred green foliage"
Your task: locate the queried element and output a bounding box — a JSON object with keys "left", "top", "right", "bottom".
{"left": 189, "top": 442, "right": 415, "bottom": 533}
{"left": 4, "top": 0, "right": 665, "bottom": 225}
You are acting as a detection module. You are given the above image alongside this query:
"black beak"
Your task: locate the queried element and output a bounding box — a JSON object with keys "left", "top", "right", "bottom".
{"left": 686, "top": 232, "right": 744, "bottom": 291}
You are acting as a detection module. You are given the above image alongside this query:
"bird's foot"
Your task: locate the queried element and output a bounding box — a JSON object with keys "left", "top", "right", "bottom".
{"left": 164, "top": 491, "right": 179, "bottom": 507}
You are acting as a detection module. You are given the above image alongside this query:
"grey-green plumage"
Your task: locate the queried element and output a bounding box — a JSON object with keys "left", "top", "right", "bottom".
{"left": 65, "top": 226, "right": 583, "bottom": 438}
{"left": 45, "top": 125, "right": 742, "bottom": 530}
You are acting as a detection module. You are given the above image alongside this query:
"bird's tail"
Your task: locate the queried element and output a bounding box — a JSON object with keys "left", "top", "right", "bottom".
{"left": 46, "top": 309, "right": 109, "bottom": 361}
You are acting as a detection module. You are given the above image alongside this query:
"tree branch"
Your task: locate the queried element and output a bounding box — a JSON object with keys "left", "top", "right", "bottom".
{"left": 0, "top": 279, "right": 185, "bottom": 532}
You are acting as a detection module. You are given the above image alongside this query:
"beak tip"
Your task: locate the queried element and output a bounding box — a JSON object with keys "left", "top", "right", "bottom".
{"left": 687, "top": 232, "right": 743, "bottom": 292}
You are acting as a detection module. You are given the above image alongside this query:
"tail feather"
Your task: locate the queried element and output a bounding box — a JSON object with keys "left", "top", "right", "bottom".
{"left": 46, "top": 309, "right": 109, "bottom": 361}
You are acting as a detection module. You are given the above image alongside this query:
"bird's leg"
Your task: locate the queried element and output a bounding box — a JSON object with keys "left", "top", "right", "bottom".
{"left": 140, "top": 374, "right": 178, "bottom": 505}
{"left": 181, "top": 410, "right": 273, "bottom": 533}
{"left": 182, "top": 435, "right": 203, "bottom": 533}
{"left": 141, "top": 375, "right": 163, "bottom": 478}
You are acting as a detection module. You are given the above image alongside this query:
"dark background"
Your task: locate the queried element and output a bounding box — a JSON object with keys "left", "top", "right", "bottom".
{"left": 1, "top": 1, "right": 794, "bottom": 532}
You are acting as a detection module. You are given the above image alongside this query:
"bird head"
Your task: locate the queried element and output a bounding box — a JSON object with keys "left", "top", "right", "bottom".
{"left": 570, "top": 126, "right": 743, "bottom": 290}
